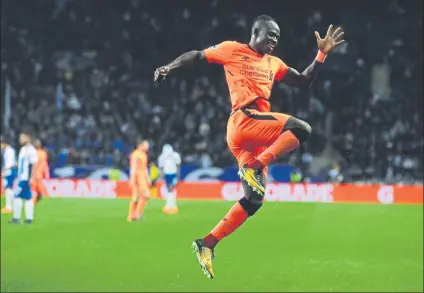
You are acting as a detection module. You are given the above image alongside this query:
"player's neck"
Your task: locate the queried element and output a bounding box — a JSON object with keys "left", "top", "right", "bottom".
{"left": 247, "top": 42, "right": 264, "bottom": 56}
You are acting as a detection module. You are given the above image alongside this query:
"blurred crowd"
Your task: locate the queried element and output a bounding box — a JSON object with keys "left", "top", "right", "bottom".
{"left": 1, "top": 0, "right": 422, "bottom": 182}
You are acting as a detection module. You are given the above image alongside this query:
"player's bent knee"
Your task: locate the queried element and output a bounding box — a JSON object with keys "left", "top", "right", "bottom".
{"left": 284, "top": 118, "right": 312, "bottom": 143}
{"left": 238, "top": 197, "right": 263, "bottom": 216}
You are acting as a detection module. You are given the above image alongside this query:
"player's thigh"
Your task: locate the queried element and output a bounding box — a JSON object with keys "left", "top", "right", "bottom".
{"left": 131, "top": 185, "right": 141, "bottom": 201}
{"left": 137, "top": 180, "right": 150, "bottom": 199}
{"left": 227, "top": 109, "right": 291, "bottom": 150}
{"left": 31, "top": 181, "right": 39, "bottom": 194}
{"left": 38, "top": 181, "right": 48, "bottom": 195}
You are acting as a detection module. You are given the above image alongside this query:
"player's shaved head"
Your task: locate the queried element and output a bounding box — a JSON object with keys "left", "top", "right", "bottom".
{"left": 34, "top": 138, "right": 43, "bottom": 149}
{"left": 250, "top": 15, "right": 280, "bottom": 55}
{"left": 251, "top": 15, "right": 277, "bottom": 32}
{"left": 140, "top": 140, "right": 149, "bottom": 151}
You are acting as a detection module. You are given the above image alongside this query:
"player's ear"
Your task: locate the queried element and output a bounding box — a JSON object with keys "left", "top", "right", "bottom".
{"left": 252, "top": 28, "right": 259, "bottom": 37}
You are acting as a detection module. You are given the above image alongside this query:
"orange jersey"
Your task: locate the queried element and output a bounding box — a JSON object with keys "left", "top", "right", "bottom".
{"left": 203, "top": 41, "right": 289, "bottom": 112}
{"left": 130, "top": 149, "right": 149, "bottom": 182}
{"left": 34, "top": 149, "right": 50, "bottom": 179}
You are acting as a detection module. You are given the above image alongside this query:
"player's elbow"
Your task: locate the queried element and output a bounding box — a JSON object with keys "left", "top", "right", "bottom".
{"left": 191, "top": 50, "right": 205, "bottom": 61}
{"left": 300, "top": 76, "right": 315, "bottom": 89}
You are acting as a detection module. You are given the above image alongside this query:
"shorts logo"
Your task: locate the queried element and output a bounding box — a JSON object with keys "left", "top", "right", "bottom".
{"left": 241, "top": 56, "right": 250, "bottom": 60}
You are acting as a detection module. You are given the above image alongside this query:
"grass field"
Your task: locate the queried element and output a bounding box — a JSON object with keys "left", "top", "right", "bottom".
{"left": 1, "top": 198, "right": 423, "bottom": 292}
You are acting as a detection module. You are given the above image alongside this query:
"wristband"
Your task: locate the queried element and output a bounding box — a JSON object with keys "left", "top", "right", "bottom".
{"left": 315, "top": 50, "right": 327, "bottom": 63}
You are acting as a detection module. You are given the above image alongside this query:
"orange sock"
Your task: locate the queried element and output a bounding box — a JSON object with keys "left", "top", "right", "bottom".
{"left": 135, "top": 197, "right": 148, "bottom": 218}
{"left": 204, "top": 202, "right": 249, "bottom": 249}
{"left": 128, "top": 202, "right": 137, "bottom": 220}
{"left": 256, "top": 130, "right": 300, "bottom": 166}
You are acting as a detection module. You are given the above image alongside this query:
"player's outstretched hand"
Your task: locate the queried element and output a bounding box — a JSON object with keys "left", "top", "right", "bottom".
{"left": 315, "top": 25, "right": 345, "bottom": 54}
{"left": 154, "top": 66, "right": 170, "bottom": 83}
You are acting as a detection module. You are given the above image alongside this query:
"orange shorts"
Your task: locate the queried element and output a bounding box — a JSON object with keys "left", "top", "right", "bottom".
{"left": 226, "top": 109, "right": 291, "bottom": 174}
{"left": 131, "top": 180, "right": 150, "bottom": 200}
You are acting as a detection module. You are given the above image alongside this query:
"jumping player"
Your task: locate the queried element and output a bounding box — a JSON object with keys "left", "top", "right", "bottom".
{"left": 10, "top": 132, "right": 38, "bottom": 224}
{"left": 32, "top": 139, "right": 50, "bottom": 204}
{"left": 1, "top": 136, "right": 17, "bottom": 214}
{"left": 128, "top": 139, "right": 151, "bottom": 222}
{"left": 158, "top": 144, "right": 181, "bottom": 215}
{"left": 154, "top": 15, "right": 345, "bottom": 279}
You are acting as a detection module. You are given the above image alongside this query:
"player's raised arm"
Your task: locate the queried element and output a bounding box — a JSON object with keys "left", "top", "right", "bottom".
{"left": 154, "top": 41, "right": 237, "bottom": 83}
{"left": 154, "top": 50, "right": 205, "bottom": 82}
{"left": 280, "top": 25, "right": 345, "bottom": 88}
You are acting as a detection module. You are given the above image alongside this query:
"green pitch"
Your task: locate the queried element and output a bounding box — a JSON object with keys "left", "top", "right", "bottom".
{"left": 1, "top": 198, "right": 423, "bottom": 292}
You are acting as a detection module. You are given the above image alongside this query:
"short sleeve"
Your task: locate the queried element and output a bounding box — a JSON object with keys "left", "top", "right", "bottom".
{"left": 203, "top": 41, "right": 237, "bottom": 65}
{"left": 274, "top": 58, "right": 290, "bottom": 81}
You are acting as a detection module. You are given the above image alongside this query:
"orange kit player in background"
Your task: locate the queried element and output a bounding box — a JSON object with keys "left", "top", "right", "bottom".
{"left": 154, "top": 15, "right": 345, "bottom": 279}
{"left": 128, "top": 139, "right": 151, "bottom": 222}
{"left": 31, "top": 139, "right": 50, "bottom": 204}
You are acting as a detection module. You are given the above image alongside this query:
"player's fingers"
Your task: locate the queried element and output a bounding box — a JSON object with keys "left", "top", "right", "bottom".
{"left": 326, "top": 24, "right": 333, "bottom": 37}
{"left": 334, "top": 32, "right": 344, "bottom": 42}
{"left": 335, "top": 40, "right": 346, "bottom": 46}
{"left": 331, "top": 27, "right": 342, "bottom": 38}
{"left": 314, "top": 31, "right": 321, "bottom": 40}
{"left": 154, "top": 70, "right": 161, "bottom": 81}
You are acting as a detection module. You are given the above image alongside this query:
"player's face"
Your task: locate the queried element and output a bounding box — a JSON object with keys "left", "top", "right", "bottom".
{"left": 257, "top": 21, "right": 280, "bottom": 55}
{"left": 139, "top": 141, "right": 149, "bottom": 151}
{"left": 34, "top": 140, "right": 41, "bottom": 149}
{"left": 143, "top": 142, "right": 149, "bottom": 151}
{"left": 19, "top": 134, "right": 29, "bottom": 145}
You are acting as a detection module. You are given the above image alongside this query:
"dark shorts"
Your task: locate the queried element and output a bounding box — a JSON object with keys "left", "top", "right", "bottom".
{"left": 16, "top": 180, "right": 32, "bottom": 200}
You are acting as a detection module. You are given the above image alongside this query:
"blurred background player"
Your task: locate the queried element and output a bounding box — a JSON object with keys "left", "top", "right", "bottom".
{"left": 32, "top": 139, "right": 50, "bottom": 204}
{"left": 1, "top": 136, "right": 17, "bottom": 214}
{"left": 128, "top": 139, "right": 151, "bottom": 222}
{"left": 158, "top": 144, "right": 181, "bottom": 215}
{"left": 149, "top": 162, "right": 160, "bottom": 198}
{"left": 10, "top": 132, "right": 38, "bottom": 224}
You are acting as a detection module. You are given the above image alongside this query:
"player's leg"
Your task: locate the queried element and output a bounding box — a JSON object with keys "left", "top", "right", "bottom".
{"left": 23, "top": 184, "right": 34, "bottom": 224}
{"left": 192, "top": 166, "right": 266, "bottom": 279}
{"left": 253, "top": 116, "right": 311, "bottom": 168}
{"left": 235, "top": 110, "right": 311, "bottom": 193}
{"left": 2, "top": 177, "right": 14, "bottom": 213}
{"left": 31, "top": 181, "right": 39, "bottom": 204}
{"left": 163, "top": 174, "right": 178, "bottom": 214}
{"left": 33, "top": 180, "right": 47, "bottom": 204}
{"left": 127, "top": 185, "right": 139, "bottom": 222}
{"left": 10, "top": 181, "right": 26, "bottom": 223}
{"left": 135, "top": 181, "right": 149, "bottom": 219}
